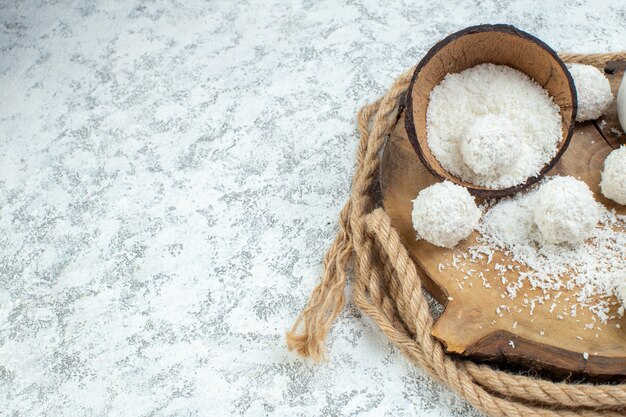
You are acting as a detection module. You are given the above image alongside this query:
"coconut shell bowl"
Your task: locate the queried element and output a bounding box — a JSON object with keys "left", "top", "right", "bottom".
{"left": 404, "top": 24, "right": 577, "bottom": 197}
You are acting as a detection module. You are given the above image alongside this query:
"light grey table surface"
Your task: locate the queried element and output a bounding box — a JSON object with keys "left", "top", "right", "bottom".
{"left": 1, "top": 1, "right": 625, "bottom": 416}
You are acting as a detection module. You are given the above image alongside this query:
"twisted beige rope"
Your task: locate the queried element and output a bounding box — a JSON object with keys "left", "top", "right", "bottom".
{"left": 287, "top": 52, "right": 626, "bottom": 416}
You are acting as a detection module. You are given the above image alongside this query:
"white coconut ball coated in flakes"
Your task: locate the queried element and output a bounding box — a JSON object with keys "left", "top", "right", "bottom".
{"left": 460, "top": 114, "right": 519, "bottom": 176}
{"left": 411, "top": 181, "right": 481, "bottom": 248}
{"left": 568, "top": 63, "right": 613, "bottom": 122}
{"left": 533, "top": 176, "right": 600, "bottom": 245}
{"left": 600, "top": 146, "right": 626, "bottom": 205}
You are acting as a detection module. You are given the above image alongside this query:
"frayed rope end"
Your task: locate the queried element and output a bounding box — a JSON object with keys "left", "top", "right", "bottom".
{"left": 286, "top": 330, "right": 328, "bottom": 363}
{"left": 286, "top": 211, "right": 353, "bottom": 363}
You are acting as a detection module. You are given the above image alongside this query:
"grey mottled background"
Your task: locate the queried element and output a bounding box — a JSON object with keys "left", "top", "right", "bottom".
{"left": 1, "top": 1, "right": 625, "bottom": 416}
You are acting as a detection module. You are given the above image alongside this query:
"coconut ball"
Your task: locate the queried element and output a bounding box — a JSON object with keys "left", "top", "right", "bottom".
{"left": 618, "top": 76, "right": 626, "bottom": 133}
{"left": 412, "top": 181, "right": 481, "bottom": 248}
{"left": 460, "top": 114, "right": 519, "bottom": 177}
{"left": 568, "top": 63, "right": 613, "bottom": 122}
{"left": 533, "top": 176, "right": 600, "bottom": 244}
{"left": 600, "top": 146, "right": 626, "bottom": 205}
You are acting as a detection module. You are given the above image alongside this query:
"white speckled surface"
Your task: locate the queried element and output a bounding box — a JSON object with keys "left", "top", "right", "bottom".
{"left": 1, "top": 1, "right": 625, "bottom": 416}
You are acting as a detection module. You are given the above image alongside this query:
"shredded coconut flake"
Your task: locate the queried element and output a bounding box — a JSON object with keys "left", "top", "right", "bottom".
{"left": 617, "top": 280, "right": 626, "bottom": 307}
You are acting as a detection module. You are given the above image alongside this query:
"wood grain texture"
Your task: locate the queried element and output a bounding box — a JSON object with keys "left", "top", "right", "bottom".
{"left": 380, "top": 64, "right": 626, "bottom": 381}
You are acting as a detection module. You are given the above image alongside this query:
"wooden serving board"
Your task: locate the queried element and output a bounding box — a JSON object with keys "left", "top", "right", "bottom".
{"left": 380, "top": 61, "right": 626, "bottom": 381}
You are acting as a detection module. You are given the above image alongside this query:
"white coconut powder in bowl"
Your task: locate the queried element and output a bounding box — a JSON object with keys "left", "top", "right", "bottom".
{"left": 426, "top": 63, "right": 563, "bottom": 189}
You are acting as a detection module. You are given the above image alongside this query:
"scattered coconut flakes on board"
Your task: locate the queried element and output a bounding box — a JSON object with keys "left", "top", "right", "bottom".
{"left": 441, "top": 177, "right": 626, "bottom": 324}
